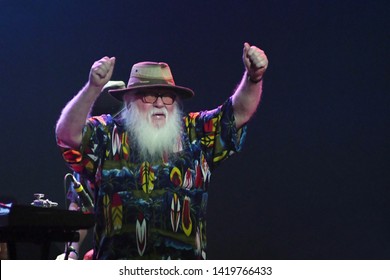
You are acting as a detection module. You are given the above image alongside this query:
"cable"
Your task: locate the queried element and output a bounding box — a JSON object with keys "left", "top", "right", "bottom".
{"left": 63, "top": 173, "right": 83, "bottom": 260}
{"left": 63, "top": 173, "right": 74, "bottom": 210}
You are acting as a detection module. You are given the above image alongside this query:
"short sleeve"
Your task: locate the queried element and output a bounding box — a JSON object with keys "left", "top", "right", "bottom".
{"left": 185, "top": 97, "right": 247, "bottom": 170}
{"left": 57, "top": 115, "right": 112, "bottom": 181}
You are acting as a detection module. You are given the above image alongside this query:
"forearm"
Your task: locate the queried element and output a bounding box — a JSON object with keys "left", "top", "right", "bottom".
{"left": 66, "top": 229, "right": 88, "bottom": 259}
{"left": 66, "top": 203, "right": 88, "bottom": 259}
{"left": 56, "top": 56, "right": 116, "bottom": 149}
{"left": 232, "top": 42, "right": 268, "bottom": 129}
{"left": 232, "top": 72, "right": 263, "bottom": 129}
{"left": 55, "top": 83, "right": 101, "bottom": 148}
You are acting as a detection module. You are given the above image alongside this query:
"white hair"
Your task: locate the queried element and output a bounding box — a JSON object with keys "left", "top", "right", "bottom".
{"left": 121, "top": 102, "right": 183, "bottom": 162}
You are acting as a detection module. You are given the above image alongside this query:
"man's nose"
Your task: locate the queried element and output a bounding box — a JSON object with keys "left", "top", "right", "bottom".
{"left": 154, "top": 96, "right": 165, "bottom": 107}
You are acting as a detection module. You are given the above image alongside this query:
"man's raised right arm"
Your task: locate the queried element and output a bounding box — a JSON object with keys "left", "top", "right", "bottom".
{"left": 55, "top": 57, "right": 115, "bottom": 149}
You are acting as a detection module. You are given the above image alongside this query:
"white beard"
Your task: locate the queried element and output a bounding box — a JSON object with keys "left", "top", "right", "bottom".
{"left": 121, "top": 103, "right": 183, "bottom": 162}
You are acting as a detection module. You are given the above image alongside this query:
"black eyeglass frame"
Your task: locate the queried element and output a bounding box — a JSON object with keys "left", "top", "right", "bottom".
{"left": 139, "top": 92, "right": 177, "bottom": 105}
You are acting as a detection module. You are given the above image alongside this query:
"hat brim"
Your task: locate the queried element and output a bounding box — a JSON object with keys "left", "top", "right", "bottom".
{"left": 109, "top": 84, "right": 194, "bottom": 101}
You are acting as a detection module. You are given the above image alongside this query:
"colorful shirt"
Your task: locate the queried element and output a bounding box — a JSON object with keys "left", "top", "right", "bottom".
{"left": 59, "top": 97, "right": 247, "bottom": 259}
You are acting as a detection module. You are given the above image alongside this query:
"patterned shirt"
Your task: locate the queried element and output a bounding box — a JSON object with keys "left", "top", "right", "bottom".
{"left": 59, "top": 97, "right": 247, "bottom": 259}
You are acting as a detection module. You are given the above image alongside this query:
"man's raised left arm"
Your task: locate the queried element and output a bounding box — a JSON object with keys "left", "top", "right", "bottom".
{"left": 232, "top": 42, "right": 268, "bottom": 129}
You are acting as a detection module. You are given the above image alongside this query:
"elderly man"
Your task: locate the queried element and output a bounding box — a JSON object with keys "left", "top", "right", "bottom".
{"left": 56, "top": 42, "right": 268, "bottom": 259}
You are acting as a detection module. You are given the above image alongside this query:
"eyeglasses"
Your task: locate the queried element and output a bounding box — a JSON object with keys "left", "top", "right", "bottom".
{"left": 140, "top": 92, "right": 176, "bottom": 105}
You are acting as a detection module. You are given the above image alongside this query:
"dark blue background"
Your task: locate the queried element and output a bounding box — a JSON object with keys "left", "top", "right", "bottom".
{"left": 1, "top": 0, "right": 389, "bottom": 259}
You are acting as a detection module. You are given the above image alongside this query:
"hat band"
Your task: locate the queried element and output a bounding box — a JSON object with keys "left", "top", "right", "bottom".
{"left": 127, "top": 77, "right": 175, "bottom": 87}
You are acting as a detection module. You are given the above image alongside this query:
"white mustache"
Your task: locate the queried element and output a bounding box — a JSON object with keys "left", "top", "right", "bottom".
{"left": 149, "top": 108, "right": 168, "bottom": 118}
